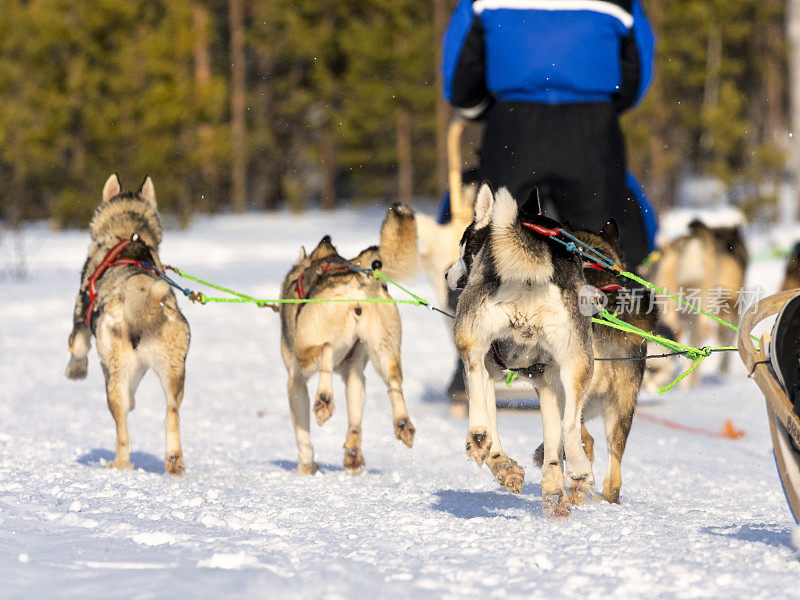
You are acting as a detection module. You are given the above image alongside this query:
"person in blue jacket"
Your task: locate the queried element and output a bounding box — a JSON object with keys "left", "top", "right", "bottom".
{"left": 442, "top": 0, "right": 656, "bottom": 266}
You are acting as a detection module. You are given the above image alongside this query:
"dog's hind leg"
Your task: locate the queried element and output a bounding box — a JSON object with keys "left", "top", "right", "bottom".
{"left": 313, "top": 342, "right": 335, "bottom": 426}
{"left": 372, "top": 350, "right": 415, "bottom": 448}
{"left": 559, "top": 359, "right": 595, "bottom": 507}
{"left": 101, "top": 347, "right": 141, "bottom": 472}
{"left": 288, "top": 370, "right": 316, "bottom": 474}
{"left": 464, "top": 358, "right": 493, "bottom": 466}
{"left": 154, "top": 355, "right": 187, "bottom": 477}
{"left": 485, "top": 381, "right": 525, "bottom": 493}
{"left": 602, "top": 399, "right": 635, "bottom": 504}
{"left": 283, "top": 340, "right": 317, "bottom": 474}
{"left": 341, "top": 346, "right": 369, "bottom": 473}
{"left": 66, "top": 323, "right": 91, "bottom": 380}
{"left": 537, "top": 384, "right": 570, "bottom": 518}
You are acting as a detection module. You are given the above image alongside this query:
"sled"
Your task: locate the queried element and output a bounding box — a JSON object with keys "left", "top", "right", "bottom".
{"left": 738, "top": 289, "right": 800, "bottom": 523}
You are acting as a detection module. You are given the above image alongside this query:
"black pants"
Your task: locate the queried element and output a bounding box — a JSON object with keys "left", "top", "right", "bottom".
{"left": 479, "top": 101, "right": 649, "bottom": 266}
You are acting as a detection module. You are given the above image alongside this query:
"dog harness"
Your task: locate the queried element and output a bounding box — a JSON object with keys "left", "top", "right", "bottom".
{"left": 294, "top": 261, "right": 350, "bottom": 300}
{"left": 83, "top": 235, "right": 160, "bottom": 329}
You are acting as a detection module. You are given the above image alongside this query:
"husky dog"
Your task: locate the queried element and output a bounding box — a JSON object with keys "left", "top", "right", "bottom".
{"left": 279, "top": 204, "right": 419, "bottom": 474}
{"left": 446, "top": 184, "right": 657, "bottom": 515}
{"left": 649, "top": 220, "right": 748, "bottom": 386}
{"left": 781, "top": 241, "right": 800, "bottom": 291}
{"left": 65, "top": 175, "right": 190, "bottom": 476}
{"left": 445, "top": 184, "right": 594, "bottom": 516}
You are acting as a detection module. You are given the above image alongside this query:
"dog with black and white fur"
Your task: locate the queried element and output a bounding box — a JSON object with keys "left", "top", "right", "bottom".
{"left": 446, "top": 184, "right": 657, "bottom": 516}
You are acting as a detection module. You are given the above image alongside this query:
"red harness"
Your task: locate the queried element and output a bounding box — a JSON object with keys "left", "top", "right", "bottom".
{"left": 521, "top": 222, "right": 559, "bottom": 237}
{"left": 84, "top": 238, "right": 159, "bottom": 328}
{"left": 295, "top": 261, "right": 349, "bottom": 300}
{"left": 521, "top": 223, "right": 626, "bottom": 294}
{"left": 582, "top": 263, "right": 624, "bottom": 292}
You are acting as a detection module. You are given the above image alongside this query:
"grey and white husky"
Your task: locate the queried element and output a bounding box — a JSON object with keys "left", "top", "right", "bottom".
{"left": 446, "top": 184, "right": 657, "bottom": 517}
{"left": 65, "top": 174, "right": 190, "bottom": 476}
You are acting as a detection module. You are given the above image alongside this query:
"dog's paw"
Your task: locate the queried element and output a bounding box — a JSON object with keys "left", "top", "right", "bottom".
{"left": 313, "top": 393, "right": 334, "bottom": 426}
{"left": 567, "top": 473, "right": 595, "bottom": 506}
{"left": 465, "top": 428, "right": 492, "bottom": 467}
{"left": 489, "top": 455, "right": 525, "bottom": 494}
{"left": 602, "top": 482, "right": 621, "bottom": 504}
{"left": 393, "top": 417, "right": 415, "bottom": 448}
{"left": 165, "top": 453, "right": 185, "bottom": 477}
{"left": 107, "top": 458, "right": 134, "bottom": 472}
{"left": 343, "top": 447, "right": 365, "bottom": 473}
{"left": 296, "top": 462, "right": 319, "bottom": 475}
{"left": 543, "top": 489, "right": 571, "bottom": 519}
{"left": 65, "top": 357, "right": 88, "bottom": 380}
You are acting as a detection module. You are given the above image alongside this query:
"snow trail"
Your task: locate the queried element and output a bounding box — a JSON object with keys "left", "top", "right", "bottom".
{"left": 1, "top": 209, "right": 798, "bottom": 599}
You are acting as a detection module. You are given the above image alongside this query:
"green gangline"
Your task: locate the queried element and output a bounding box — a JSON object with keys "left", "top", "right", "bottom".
{"left": 169, "top": 266, "right": 749, "bottom": 395}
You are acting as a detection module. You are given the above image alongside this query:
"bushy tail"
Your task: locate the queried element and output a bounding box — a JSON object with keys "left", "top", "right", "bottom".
{"left": 378, "top": 203, "right": 419, "bottom": 282}
{"left": 123, "top": 274, "right": 170, "bottom": 334}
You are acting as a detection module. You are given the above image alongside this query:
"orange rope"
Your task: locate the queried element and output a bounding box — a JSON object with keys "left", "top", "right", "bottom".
{"left": 636, "top": 413, "right": 745, "bottom": 440}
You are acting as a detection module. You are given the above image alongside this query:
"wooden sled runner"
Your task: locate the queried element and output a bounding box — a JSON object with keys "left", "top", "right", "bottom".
{"left": 738, "top": 289, "right": 800, "bottom": 523}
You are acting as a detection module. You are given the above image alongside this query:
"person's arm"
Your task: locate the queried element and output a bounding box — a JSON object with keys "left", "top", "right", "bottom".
{"left": 614, "top": 0, "right": 655, "bottom": 113}
{"left": 442, "top": 0, "right": 490, "bottom": 120}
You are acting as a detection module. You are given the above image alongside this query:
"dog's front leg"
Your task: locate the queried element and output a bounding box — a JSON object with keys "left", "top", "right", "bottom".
{"left": 464, "top": 358, "right": 493, "bottom": 466}
{"left": 66, "top": 322, "right": 91, "bottom": 380}
{"left": 485, "top": 379, "right": 524, "bottom": 493}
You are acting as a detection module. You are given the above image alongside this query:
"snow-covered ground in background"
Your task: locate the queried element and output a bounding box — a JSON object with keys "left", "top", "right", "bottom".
{"left": 1, "top": 207, "right": 799, "bottom": 599}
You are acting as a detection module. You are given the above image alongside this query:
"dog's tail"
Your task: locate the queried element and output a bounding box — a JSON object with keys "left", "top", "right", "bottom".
{"left": 378, "top": 203, "right": 419, "bottom": 282}
{"left": 123, "top": 274, "right": 171, "bottom": 334}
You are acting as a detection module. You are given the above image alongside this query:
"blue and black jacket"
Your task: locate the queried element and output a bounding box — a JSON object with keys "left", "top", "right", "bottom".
{"left": 442, "top": 0, "right": 655, "bottom": 117}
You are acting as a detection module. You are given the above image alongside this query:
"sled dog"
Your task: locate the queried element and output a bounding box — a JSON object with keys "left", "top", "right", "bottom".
{"left": 279, "top": 204, "right": 418, "bottom": 474}
{"left": 649, "top": 220, "right": 748, "bottom": 386}
{"left": 446, "top": 184, "right": 657, "bottom": 515}
{"left": 65, "top": 174, "right": 190, "bottom": 476}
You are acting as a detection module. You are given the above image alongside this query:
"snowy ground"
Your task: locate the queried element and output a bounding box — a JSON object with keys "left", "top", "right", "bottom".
{"left": 1, "top": 208, "right": 799, "bottom": 599}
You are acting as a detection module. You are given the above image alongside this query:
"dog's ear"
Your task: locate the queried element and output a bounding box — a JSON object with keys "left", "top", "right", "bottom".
{"left": 310, "top": 234, "right": 337, "bottom": 261}
{"left": 688, "top": 219, "right": 707, "bottom": 234}
{"left": 600, "top": 219, "right": 619, "bottom": 245}
{"left": 525, "top": 186, "right": 542, "bottom": 215}
{"left": 102, "top": 174, "right": 122, "bottom": 203}
{"left": 137, "top": 175, "right": 157, "bottom": 207}
{"left": 474, "top": 182, "right": 495, "bottom": 229}
{"left": 298, "top": 246, "right": 308, "bottom": 261}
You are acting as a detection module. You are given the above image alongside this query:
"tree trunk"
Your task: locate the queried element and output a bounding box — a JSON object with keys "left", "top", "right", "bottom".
{"left": 396, "top": 106, "right": 414, "bottom": 202}
{"left": 193, "top": 1, "right": 217, "bottom": 199}
{"left": 433, "top": 0, "right": 450, "bottom": 193}
{"left": 229, "top": 0, "right": 247, "bottom": 213}
{"left": 320, "top": 122, "right": 337, "bottom": 210}
{"left": 788, "top": 0, "right": 800, "bottom": 217}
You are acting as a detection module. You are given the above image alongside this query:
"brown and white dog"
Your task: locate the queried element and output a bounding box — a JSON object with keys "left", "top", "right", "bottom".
{"left": 66, "top": 174, "right": 190, "bottom": 476}
{"left": 279, "top": 204, "right": 419, "bottom": 474}
{"left": 647, "top": 220, "right": 748, "bottom": 387}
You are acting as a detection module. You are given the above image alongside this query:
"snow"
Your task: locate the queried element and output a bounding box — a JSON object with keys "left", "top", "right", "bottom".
{"left": 1, "top": 207, "right": 800, "bottom": 599}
